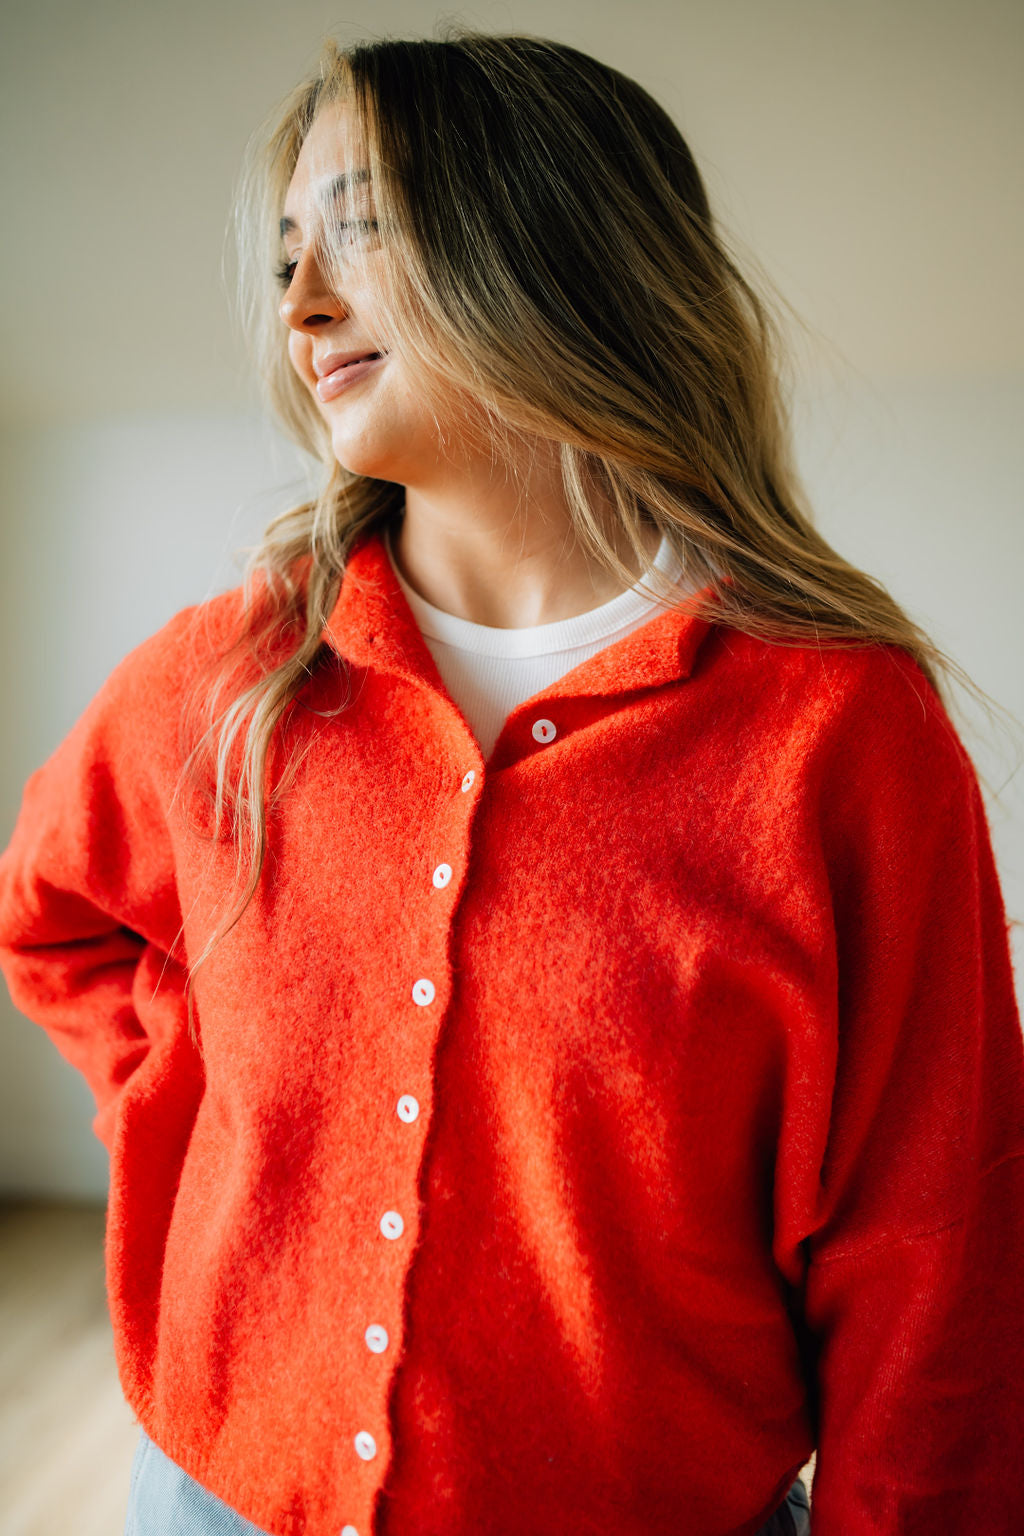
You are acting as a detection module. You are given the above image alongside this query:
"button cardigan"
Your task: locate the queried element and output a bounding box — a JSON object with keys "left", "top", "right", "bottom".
{"left": 0, "top": 526, "right": 1022, "bottom": 1536}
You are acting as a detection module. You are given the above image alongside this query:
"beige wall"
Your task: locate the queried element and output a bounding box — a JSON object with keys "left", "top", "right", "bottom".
{"left": 1, "top": 0, "right": 1022, "bottom": 1197}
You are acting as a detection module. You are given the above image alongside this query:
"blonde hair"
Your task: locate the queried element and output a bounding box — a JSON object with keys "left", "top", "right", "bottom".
{"left": 175, "top": 28, "right": 1014, "bottom": 1038}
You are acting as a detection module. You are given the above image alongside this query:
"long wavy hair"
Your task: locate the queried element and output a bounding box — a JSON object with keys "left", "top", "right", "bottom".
{"left": 173, "top": 27, "right": 1012, "bottom": 1040}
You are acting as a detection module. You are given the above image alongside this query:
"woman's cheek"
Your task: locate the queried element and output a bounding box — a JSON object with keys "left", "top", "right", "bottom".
{"left": 287, "top": 332, "right": 315, "bottom": 389}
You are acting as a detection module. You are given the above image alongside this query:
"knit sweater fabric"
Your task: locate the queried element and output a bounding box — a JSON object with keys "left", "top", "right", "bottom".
{"left": 0, "top": 526, "right": 1022, "bottom": 1536}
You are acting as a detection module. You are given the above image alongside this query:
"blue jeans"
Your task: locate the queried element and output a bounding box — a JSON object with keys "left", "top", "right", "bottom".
{"left": 124, "top": 1428, "right": 811, "bottom": 1534}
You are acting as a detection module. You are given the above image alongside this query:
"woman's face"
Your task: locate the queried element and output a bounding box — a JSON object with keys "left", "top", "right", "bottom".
{"left": 278, "top": 99, "right": 463, "bottom": 482}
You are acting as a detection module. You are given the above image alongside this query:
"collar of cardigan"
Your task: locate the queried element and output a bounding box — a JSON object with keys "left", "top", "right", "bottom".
{"left": 320, "top": 526, "right": 720, "bottom": 703}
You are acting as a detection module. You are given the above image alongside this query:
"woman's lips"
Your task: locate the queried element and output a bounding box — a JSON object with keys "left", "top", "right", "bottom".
{"left": 316, "top": 354, "right": 386, "bottom": 402}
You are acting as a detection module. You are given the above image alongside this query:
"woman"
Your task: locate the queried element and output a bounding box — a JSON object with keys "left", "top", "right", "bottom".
{"left": 1, "top": 30, "right": 1021, "bottom": 1536}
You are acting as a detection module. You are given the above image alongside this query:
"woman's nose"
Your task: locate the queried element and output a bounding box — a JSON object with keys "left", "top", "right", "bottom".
{"left": 278, "top": 248, "right": 348, "bottom": 332}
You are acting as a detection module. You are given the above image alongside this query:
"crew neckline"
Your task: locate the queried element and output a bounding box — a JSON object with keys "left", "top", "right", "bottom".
{"left": 383, "top": 524, "right": 687, "bottom": 659}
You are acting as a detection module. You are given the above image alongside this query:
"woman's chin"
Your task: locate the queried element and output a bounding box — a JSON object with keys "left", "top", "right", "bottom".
{"left": 326, "top": 427, "right": 396, "bottom": 482}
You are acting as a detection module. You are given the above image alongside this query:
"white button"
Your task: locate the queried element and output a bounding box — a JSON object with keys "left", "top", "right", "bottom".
{"left": 532, "top": 718, "right": 557, "bottom": 743}
{"left": 380, "top": 1210, "right": 404, "bottom": 1240}
{"left": 354, "top": 1430, "right": 377, "bottom": 1461}
{"left": 412, "top": 978, "right": 435, "bottom": 1006}
{"left": 461, "top": 769, "right": 475, "bottom": 792}
{"left": 364, "top": 1323, "right": 389, "bottom": 1353}
{"left": 341, "top": 1527, "right": 359, "bottom": 1536}
{"left": 397, "top": 1094, "right": 420, "bottom": 1123}
{"left": 432, "top": 863, "right": 452, "bottom": 888}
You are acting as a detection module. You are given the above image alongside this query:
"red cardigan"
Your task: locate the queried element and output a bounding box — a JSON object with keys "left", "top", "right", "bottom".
{"left": 1, "top": 528, "right": 1022, "bottom": 1536}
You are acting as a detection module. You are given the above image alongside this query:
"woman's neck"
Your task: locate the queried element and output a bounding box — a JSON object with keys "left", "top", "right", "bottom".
{"left": 392, "top": 443, "right": 661, "bottom": 629}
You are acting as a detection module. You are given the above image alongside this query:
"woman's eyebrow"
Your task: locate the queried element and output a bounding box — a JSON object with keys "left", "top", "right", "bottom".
{"left": 279, "top": 169, "right": 371, "bottom": 238}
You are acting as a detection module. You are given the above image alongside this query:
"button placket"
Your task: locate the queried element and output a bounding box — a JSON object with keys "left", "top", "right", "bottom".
{"left": 355, "top": 765, "right": 473, "bottom": 1494}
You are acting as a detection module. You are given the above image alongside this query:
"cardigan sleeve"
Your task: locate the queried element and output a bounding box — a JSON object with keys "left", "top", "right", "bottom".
{"left": 796, "top": 649, "right": 1024, "bottom": 1533}
{"left": 0, "top": 614, "right": 197, "bottom": 1152}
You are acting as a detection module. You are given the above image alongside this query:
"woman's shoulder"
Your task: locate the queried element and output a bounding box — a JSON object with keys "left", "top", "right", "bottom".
{"left": 717, "top": 626, "right": 974, "bottom": 794}
{"left": 813, "top": 638, "right": 969, "bottom": 782}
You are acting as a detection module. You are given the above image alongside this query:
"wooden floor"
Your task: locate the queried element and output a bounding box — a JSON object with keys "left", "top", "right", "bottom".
{"left": 0, "top": 1199, "right": 815, "bottom": 1533}
{"left": 0, "top": 1201, "right": 140, "bottom": 1536}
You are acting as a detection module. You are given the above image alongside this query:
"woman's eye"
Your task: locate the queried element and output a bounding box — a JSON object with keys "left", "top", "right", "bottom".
{"left": 303, "top": 215, "right": 379, "bottom": 248}
{"left": 274, "top": 219, "right": 380, "bottom": 287}
{"left": 333, "top": 218, "right": 380, "bottom": 241}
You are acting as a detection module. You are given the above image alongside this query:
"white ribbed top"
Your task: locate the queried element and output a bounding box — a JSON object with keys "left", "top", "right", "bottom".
{"left": 385, "top": 526, "right": 688, "bottom": 759}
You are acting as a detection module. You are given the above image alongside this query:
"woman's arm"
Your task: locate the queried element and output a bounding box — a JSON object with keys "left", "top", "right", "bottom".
{"left": 0, "top": 617, "right": 194, "bottom": 1150}
{"left": 797, "top": 653, "right": 1024, "bottom": 1532}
